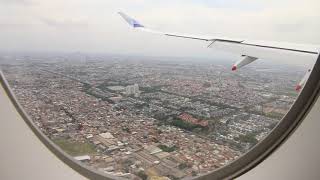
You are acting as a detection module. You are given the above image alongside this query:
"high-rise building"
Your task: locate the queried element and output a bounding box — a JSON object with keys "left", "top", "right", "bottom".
{"left": 125, "top": 83, "right": 140, "bottom": 97}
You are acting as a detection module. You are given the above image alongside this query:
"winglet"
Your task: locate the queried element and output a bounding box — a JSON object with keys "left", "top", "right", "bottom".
{"left": 296, "top": 69, "right": 312, "bottom": 92}
{"left": 118, "top": 12, "right": 144, "bottom": 28}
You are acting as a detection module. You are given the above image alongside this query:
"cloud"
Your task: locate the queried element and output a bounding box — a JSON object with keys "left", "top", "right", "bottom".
{"left": 0, "top": 0, "right": 34, "bottom": 6}
{"left": 0, "top": 0, "right": 319, "bottom": 64}
{"left": 40, "top": 18, "right": 88, "bottom": 28}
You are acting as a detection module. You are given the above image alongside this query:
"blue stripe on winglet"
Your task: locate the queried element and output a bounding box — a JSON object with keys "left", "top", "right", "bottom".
{"left": 133, "top": 23, "right": 144, "bottom": 28}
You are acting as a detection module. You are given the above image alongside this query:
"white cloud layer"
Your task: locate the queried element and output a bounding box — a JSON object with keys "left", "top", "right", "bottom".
{"left": 0, "top": 0, "right": 319, "bottom": 64}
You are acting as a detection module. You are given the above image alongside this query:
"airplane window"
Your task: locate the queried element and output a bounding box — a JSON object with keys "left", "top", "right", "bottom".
{"left": 0, "top": 1, "right": 319, "bottom": 180}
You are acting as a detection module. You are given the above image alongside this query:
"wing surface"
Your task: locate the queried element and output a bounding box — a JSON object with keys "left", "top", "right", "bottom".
{"left": 119, "top": 12, "right": 319, "bottom": 91}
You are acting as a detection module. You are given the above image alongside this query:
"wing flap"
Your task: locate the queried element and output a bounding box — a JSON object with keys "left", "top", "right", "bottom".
{"left": 208, "top": 40, "right": 318, "bottom": 62}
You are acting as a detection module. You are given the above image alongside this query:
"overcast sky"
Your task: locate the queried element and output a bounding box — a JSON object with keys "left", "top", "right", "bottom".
{"left": 0, "top": 0, "right": 319, "bottom": 64}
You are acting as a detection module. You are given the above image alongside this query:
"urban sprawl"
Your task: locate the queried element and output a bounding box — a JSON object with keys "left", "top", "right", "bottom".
{"left": 1, "top": 53, "right": 303, "bottom": 179}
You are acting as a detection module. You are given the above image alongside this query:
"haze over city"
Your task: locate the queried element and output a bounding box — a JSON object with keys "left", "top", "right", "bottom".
{"left": 1, "top": 0, "right": 319, "bottom": 66}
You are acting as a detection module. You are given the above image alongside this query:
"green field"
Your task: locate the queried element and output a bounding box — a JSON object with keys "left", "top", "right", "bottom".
{"left": 53, "top": 138, "right": 96, "bottom": 156}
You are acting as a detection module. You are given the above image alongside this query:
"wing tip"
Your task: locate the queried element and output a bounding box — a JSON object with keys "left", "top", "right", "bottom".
{"left": 231, "top": 66, "right": 237, "bottom": 71}
{"left": 295, "top": 85, "right": 302, "bottom": 91}
{"left": 118, "top": 11, "right": 144, "bottom": 28}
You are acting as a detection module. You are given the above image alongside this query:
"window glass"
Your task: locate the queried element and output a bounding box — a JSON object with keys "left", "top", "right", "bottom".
{"left": 1, "top": 53, "right": 316, "bottom": 179}
{"left": 0, "top": 0, "right": 319, "bottom": 179}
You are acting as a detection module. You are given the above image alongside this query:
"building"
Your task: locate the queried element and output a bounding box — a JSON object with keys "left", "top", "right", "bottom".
{"left": 178, "top": 113, "right": 208, "bottom": 127}
{"left": 125, "top": 84, "right": 140, "bottom": 97}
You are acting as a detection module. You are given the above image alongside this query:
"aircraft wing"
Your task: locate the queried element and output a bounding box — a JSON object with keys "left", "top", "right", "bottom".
{"left": 118, "top": 12, "right": 319, "bottom": 91}
{"left": 118, "top": 12, "right": 245, "bottom": 43}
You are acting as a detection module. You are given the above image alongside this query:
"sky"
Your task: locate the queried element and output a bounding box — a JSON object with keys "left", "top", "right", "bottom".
{"left": 0, "top": 0, "right": 319, "bottom": 65}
